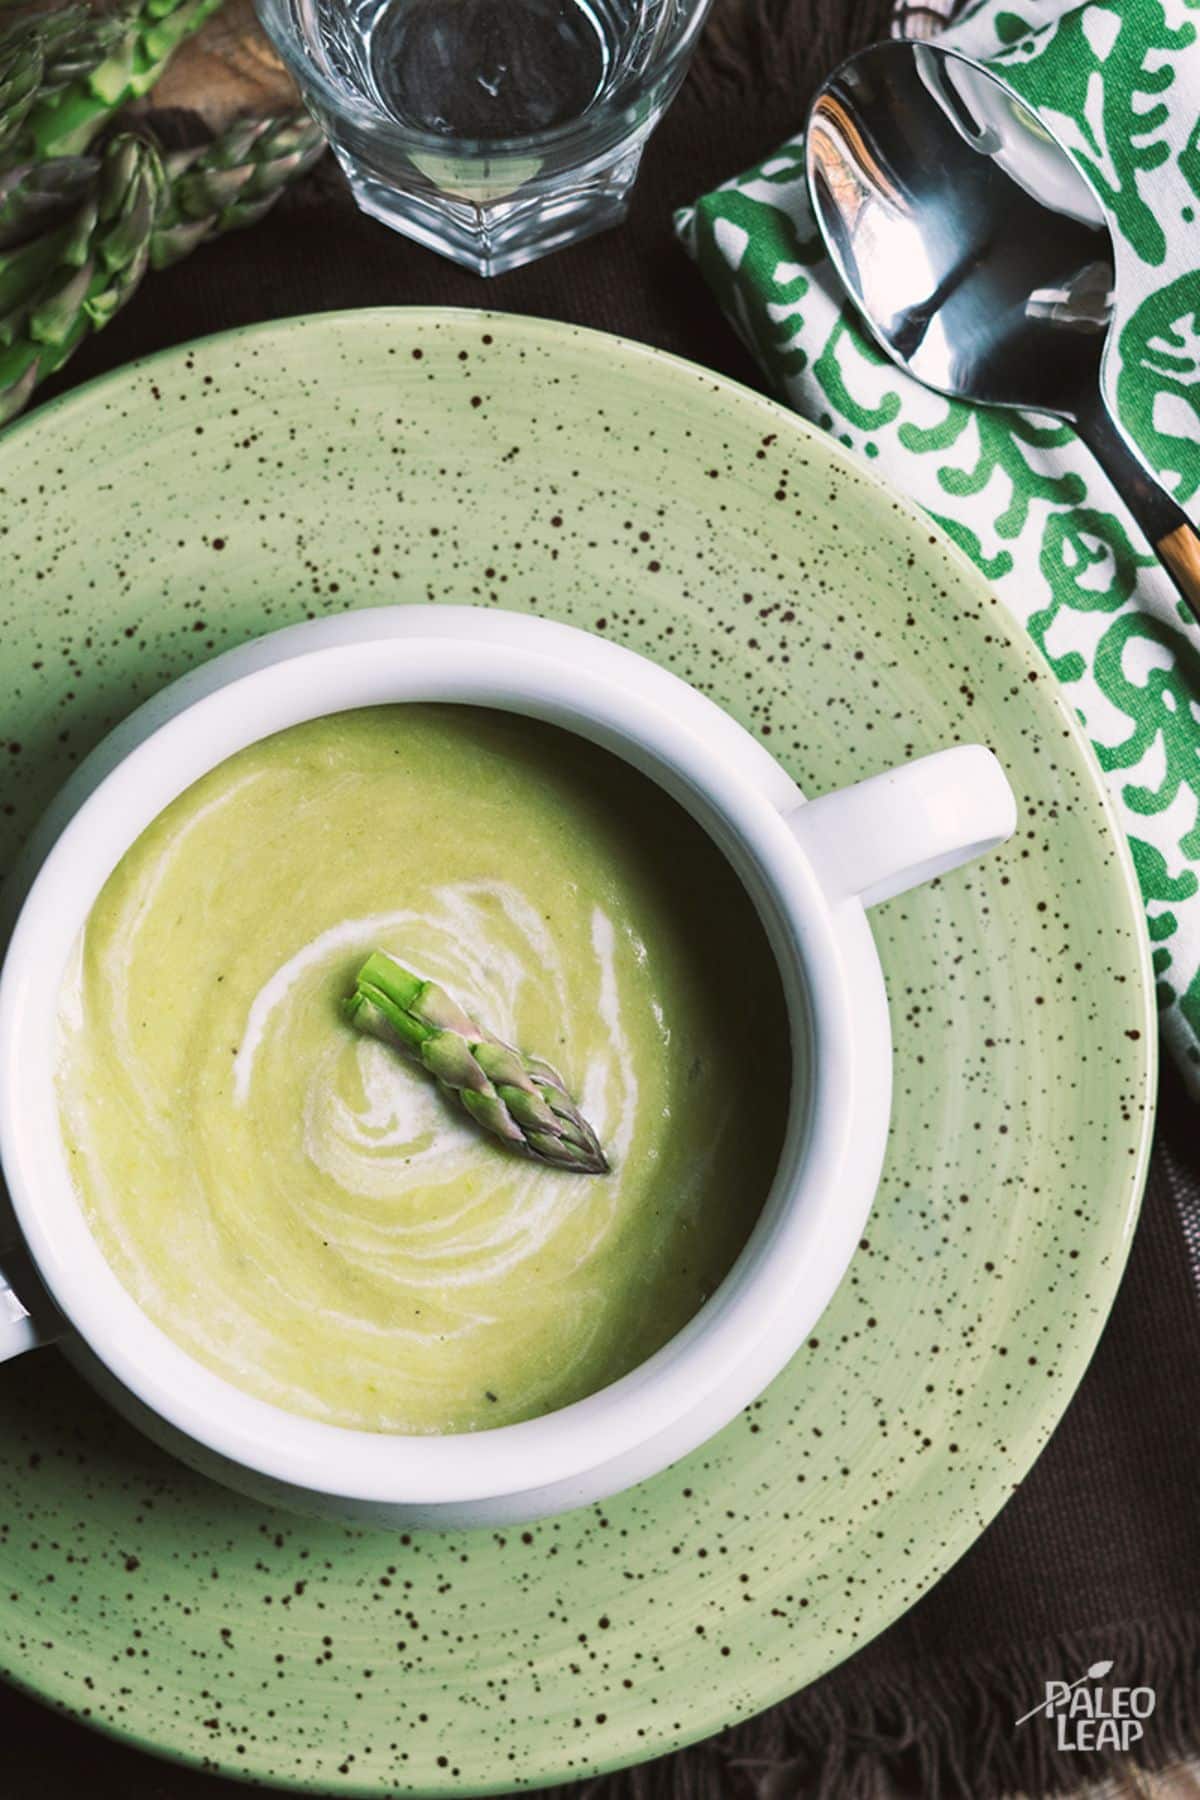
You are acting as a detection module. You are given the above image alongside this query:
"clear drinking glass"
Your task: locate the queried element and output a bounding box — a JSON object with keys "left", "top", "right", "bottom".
{"left": 256, "top": 0, "right": 714, "bottom": 275}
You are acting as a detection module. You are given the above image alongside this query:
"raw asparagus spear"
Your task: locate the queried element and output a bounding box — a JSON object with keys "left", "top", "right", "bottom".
{"left": 0, "top": 110, "right": 324, "bottom": 423}
{"left": 0, "top": 5, "right": 130, "bottom": 160}
{"left": 0, "top": 129, "right": 165, "bottom": 426}
{"left": 15, "top": 0, "right": 229, "bottom": 159}
{"left": 151, "top": 113, "right": 326, "bottom": 268}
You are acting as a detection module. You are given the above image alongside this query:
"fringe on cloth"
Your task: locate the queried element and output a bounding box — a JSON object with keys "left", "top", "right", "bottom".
{"left": 684, "top": 0, "right": 900, "bottom": 107}
{"left": 526, "top": 1615, "right": 1200, "bottom": 1800}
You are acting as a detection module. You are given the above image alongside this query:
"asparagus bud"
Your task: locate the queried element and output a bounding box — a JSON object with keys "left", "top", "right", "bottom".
{"left": 344, "top": 951, "right": 608, "bottom": 1176}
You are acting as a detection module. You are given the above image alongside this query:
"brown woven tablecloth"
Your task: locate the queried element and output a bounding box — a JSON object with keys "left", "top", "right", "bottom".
{"left": 2, "top": 1, "right": 1198, "bottom": 1794}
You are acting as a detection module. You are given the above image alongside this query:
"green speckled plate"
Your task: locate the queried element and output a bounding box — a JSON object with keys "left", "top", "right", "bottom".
{"left": 0, "top": 309, "right": 1154, "bottom": 1794}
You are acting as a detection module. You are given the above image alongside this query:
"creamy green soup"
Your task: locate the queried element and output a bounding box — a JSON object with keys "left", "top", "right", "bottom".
{"left": 57, "top": 707, "right": 789, "bottom": 1434}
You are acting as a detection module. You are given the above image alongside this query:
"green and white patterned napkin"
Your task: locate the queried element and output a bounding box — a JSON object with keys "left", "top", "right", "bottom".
{"left": 677, "top": 0, "right": 1200, "bottom": 1088}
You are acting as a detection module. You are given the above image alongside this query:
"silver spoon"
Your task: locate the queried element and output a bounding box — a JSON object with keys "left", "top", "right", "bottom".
{"left": 807, "top": 40, "right": 1200, "bottom": 623}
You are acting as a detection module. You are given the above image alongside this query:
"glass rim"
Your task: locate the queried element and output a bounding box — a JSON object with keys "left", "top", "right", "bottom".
{"left": 254, "top": 0, "right": 716, "bottom": 159}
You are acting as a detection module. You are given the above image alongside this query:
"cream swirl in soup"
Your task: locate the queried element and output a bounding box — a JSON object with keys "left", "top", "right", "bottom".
{"left": 57, "top": 707, "right": 789, "bottom": 1433}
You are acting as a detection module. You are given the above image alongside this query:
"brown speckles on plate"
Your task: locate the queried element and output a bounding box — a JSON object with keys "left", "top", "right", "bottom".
{"left": 0, "top": 308, "right": 1154, "bottom": 1795}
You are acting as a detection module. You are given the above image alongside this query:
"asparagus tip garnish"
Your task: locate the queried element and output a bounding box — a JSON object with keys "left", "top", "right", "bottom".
{"left": 344, "top": 951, "right": 608, "bottom": 1176}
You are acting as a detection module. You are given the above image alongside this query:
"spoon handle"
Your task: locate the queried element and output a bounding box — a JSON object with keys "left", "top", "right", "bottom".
{"left": 1074, "top": 398, "right": 1200, "bottom": 627}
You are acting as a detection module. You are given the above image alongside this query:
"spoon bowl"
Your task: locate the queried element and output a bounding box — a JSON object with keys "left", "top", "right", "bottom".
{"left": 807, "top": 40, "right": 1200, "bottom": 620}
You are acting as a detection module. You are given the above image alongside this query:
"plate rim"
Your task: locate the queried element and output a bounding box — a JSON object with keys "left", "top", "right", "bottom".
{"left": 0, "top": 304, "right": 1158, "bottom": 1794}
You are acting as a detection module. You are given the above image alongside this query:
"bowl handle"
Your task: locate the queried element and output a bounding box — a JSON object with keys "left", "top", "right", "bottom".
{"left": 787, "top": 745, "right": 1016, "bottom": 908}
{"left": 0, "top": 1241, "right": 61, "bottom": 1362}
